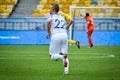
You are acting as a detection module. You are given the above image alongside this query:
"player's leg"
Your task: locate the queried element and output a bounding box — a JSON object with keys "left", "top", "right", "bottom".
{"left": 87, "top": 29, "right": 93, "bottom": 47}
{"left": 87, "top": 32, "right": 92, "bottom": 47}
{"left": 61, "top": 37, "right": 69, "bottom": 75}
{"left": 61, "top": 54, "right": 69, "bottom": 75}
{"left": 68, "top": 39, "right": 76, "bottom": 44}
{"left": 63, "top": 56, "right": 69, "bottom": 75}
{"left": 68, "top": 39, "right": 80, "bottom": 49}
{"left": 49, "top": 36, "right": 64, "bottom": 60}
{"left": 50, "top": 53, "right": 64, "bottom": 60}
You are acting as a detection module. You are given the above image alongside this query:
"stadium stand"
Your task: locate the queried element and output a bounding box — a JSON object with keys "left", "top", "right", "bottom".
{"left": 0, "top": 0, "right": 18, "bottom": 18}
{"left": 32, "top": 0, "right": 120, "bottom": 17}
{"left": 0, "top": 0, "right": 119, "bottom": 18}
{"left": 32, "top": 0, "right": 73, "bottom": 17}
{"left": 10, "top": 0, "right": 40, "bottom": 17}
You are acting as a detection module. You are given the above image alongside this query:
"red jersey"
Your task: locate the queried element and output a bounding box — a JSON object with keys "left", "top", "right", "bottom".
{"left": 84, "top": 16, "right": 94, "bottom": 30}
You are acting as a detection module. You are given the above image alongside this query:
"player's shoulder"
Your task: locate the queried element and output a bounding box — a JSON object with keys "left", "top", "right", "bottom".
{"left": 47, "top": 14, "right": 53, "bottom": 18}
{"left": 47, "top": 14, "right": 59, "bottom": 20}
{"left": 87, "top": 16, "right": 93, "bottom": 21}
{"left": 65, "top": 13, "right": 70, "bottom": 17}
{"left": 58, "top": 11, "right": 65, "bottom": 15}
{"left": 90, "top": 16, "right": 93, "bottom": 19}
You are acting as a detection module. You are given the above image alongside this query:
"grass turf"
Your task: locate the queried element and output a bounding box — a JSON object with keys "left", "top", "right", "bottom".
{"left": 0, "top": 45, "right": 120, "bottom": 80}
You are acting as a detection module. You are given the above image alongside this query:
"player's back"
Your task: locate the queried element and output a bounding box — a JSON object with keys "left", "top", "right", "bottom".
{"left": 47, "top": 14, "right": 66, "bottom": 36}
{"left": 84, "top": 16, "right": 94, "bottom": 28}
{"left": 85, "top": 16, "right": 93, "bottom": 24}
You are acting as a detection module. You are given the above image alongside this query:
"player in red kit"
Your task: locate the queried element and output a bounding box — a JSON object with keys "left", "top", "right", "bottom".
{"left": 84, "top": 13, "right": 94, "bottom": 48}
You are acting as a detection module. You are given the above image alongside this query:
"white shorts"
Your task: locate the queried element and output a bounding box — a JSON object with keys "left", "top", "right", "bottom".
{"left": 49, "top": 33, "right": 68, "bottom": 55}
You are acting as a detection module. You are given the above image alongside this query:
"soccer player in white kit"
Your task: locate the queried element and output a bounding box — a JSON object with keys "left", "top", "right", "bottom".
{"left": 46, "top": 4, "right": 69, "bottom": 75}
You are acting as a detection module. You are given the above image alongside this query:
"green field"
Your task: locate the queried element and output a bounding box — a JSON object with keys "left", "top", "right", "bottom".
{"left": 0, "top": 45, "right": 120, "bottom": 80}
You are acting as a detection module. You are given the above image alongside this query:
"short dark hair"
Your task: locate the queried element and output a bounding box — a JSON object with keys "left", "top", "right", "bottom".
{"left": 51, "top": 4, "right": 59, "bottom": 13}
{"left": 86, "top": 13, "right": 90, "bottom": 16}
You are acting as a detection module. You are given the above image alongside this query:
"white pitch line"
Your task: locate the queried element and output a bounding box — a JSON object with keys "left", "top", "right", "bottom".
{"left": 0, "top": 55, "right": 116, "bottom": 60}
{"left": 0, "top": 51, "right": 42, "bottom": 54}
{"left": 0, "top": 50, "right": 116, "bottom": 55}
{"left": 0, "top": 50, "right": 116, "bottom": 60}
{"left": 0, "top": 57, "right": 50, "bottom": 60}
{"left": 72, "top": 55, "right": 116, "bottom": 59}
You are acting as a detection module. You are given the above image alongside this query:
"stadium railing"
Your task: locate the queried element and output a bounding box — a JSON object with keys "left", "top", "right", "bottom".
{"left": 0, "top": 18, "right": 120, "bottom": 31}
{"left": 0, "top": 17, "right": 120, "bottom": 45}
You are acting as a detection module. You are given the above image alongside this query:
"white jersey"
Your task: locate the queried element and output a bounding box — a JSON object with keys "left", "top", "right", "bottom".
{"left": 47, "top": 14, "right": 67, "bottom": 36}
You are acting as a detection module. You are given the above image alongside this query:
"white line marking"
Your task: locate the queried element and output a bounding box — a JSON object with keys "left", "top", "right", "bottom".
{"left": 0, "top": 57, "right": 49, "bottom": 60}
{"left": 0, "top": 50, "right": 116, "bottom": 55}
{"left": 0, "top": 55, "right": 116, "bottom": 60}
{"left": 0, "top": 50, "right": 116, "bottom": 60}
{"left": 2, "top": 50, "right": 53, "bottom": 54}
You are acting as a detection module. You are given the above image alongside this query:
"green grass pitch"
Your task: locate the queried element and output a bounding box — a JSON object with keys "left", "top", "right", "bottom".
{"left": 0, "top": 45, "right": 120, "bottom": 80}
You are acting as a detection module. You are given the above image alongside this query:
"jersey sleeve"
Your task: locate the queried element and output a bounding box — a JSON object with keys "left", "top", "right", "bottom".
{"left": 87, "top": 18, "right": 92, "bottom": 24}
{"left": 85, "top": 17, "right": 90, "bottom": 24}
{"left": 47, "top": 14, "right": 53, "bottom": 22}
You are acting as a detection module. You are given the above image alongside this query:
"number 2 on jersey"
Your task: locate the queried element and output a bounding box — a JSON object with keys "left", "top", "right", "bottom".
{"left": 54, "top": 19, "right": 65, "bottom": 29}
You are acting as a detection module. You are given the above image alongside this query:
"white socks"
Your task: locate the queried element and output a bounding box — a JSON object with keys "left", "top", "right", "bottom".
{"left": 63, "top": 58, "right": 69, "bottom": 74}
{"left": 50, "top": 54, "right": 69, "bottom": 75}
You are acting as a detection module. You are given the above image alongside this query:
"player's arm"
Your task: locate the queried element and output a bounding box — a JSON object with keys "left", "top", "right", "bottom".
{"left": 86, "top": 20, "right": 90, "bottom": 33}
{"left": 46, "top": 19, "right": 51, "bottom": 39}
{"left": 65, "top": 14, "right": 73, "bottom": 31}
{"left": 66, "top": 19, "right": 73, "bottom": 31}
{"left": 87, "top": 21, "right": 90, "bottom": 24}
{"left": 84, "top": 17, "right": 89, "bottom": 33}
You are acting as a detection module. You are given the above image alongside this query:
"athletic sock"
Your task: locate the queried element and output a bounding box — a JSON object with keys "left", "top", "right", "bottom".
{"left": 63, "top": 58, "right": 69, "bottom": 74}
{"left": 68, "top": 40, "right": 76, "bottom": 44}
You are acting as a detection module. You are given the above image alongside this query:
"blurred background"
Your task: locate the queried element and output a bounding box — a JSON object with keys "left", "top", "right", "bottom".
{"left": 0, "top": 0, "right": 120, "bottom": 45}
